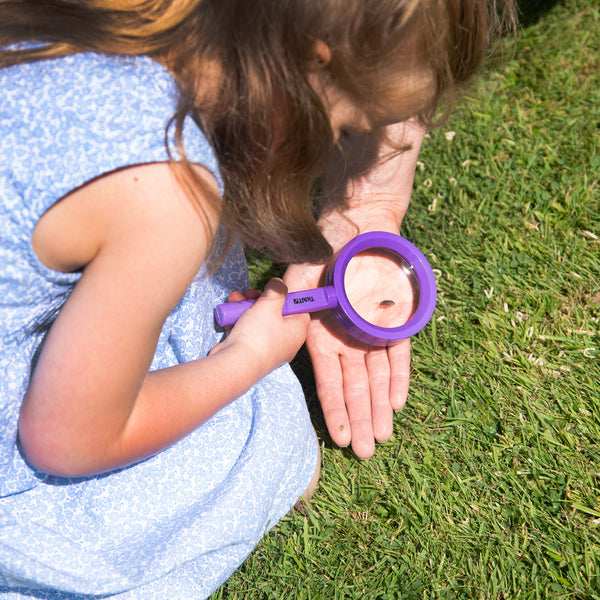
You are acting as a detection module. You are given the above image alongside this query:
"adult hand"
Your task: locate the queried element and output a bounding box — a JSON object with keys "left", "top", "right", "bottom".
{"left": 308, "top": 327, "right": 411, "bottom": 459}
{"left": 285, "top": 121, "right": 425, "bottom": 459}
{"left": 307, "top": 264, "right": 413, "bottom": 458}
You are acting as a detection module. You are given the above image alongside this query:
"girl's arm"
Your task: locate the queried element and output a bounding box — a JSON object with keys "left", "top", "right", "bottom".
{"left": 19, "top": 162, "right": 307, "bottom": 477}
{"left": 284, "top": 121, "right": 425, "bottom": 459}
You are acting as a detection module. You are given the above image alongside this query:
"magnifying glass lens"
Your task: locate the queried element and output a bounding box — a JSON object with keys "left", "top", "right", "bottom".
{"left": 215, "top": 231, "right": 436, "bottom": 345}
{"left": 344, "top": 249, "right": 420, "bottom": 328}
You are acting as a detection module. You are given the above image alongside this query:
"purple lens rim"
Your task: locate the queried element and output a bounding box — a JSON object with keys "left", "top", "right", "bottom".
{"left": 325, "top": 231, "right": 437, "bottom": 346}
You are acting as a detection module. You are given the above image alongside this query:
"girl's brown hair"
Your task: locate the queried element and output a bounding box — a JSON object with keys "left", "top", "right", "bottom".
{"left": 0, "top": 0, "right": 517, "bottom": 264}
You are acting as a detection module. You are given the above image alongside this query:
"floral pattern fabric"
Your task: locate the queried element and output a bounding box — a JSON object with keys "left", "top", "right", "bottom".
{"left": 0, "top": 52, "right": 318, "bottom": 599}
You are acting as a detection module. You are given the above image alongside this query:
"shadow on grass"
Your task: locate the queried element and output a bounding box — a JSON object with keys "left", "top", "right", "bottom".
{"left": 517, "top": 0, "right": 562, "bottom": 27}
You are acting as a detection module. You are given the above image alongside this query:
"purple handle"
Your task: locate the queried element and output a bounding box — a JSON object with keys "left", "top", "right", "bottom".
{"left": 214, "top": 231, "right": 436, "bottom": 346}
{"left": 215, "top": 286, "right": 338, "bottom": 327}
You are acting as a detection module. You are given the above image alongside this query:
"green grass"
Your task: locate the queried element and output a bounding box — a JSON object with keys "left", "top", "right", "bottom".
{"left": 212, "top": 2, "right": 600, "bottom": 598}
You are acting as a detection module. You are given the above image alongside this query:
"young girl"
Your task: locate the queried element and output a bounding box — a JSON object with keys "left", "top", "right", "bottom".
{"left": 0, "top": 1, "right": 516, "bottom": 598}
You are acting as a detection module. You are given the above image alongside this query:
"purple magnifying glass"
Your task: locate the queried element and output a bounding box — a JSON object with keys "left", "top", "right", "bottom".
{"left": 214, "top": 231, "right": 437, "bottom": 346}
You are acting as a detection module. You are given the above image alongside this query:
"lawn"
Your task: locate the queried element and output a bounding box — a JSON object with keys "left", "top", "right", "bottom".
{"left": 212, "top": 1, "right": 600, "bottom": 598}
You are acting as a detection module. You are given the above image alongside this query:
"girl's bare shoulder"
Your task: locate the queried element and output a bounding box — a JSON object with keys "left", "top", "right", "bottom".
{"left": 31, "top": 161, "right": 220, "bottom": 280}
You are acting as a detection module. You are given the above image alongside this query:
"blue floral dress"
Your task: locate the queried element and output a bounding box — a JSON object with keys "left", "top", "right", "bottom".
{"left": 0, "top": 52, "right": 318, "bottom": 599}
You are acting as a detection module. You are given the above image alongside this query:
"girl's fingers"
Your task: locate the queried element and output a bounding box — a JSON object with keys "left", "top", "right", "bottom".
{"left": 227, "top": 288, "right": 261, "bottom": 303}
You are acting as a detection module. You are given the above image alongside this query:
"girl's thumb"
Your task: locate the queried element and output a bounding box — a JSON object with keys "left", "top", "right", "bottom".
{"left": 261, "top": 278, "right": 289, "bottom": 303}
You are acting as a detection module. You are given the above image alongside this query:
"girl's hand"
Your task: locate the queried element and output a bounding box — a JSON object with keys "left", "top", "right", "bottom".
{"left": 210, "top": 278, "right": 308, "bottom": 376}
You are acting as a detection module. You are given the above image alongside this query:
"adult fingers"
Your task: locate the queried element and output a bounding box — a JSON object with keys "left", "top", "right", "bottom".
{"left": 388, "top": 338, "right": 411, "bottom": 410}
{"left": 365, "top": 347, "right": 394, "bottom": 442}
{"left": 340, "top": 351, "right": 375, "bottom": 460}
{"left": 312, "top": 347, "right": 352, "bottom": 449}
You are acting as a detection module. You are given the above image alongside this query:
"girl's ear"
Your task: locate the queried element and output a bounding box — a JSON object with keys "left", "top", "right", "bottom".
{"left": 314, "top": 40, "right": 332, "bottom": 67}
